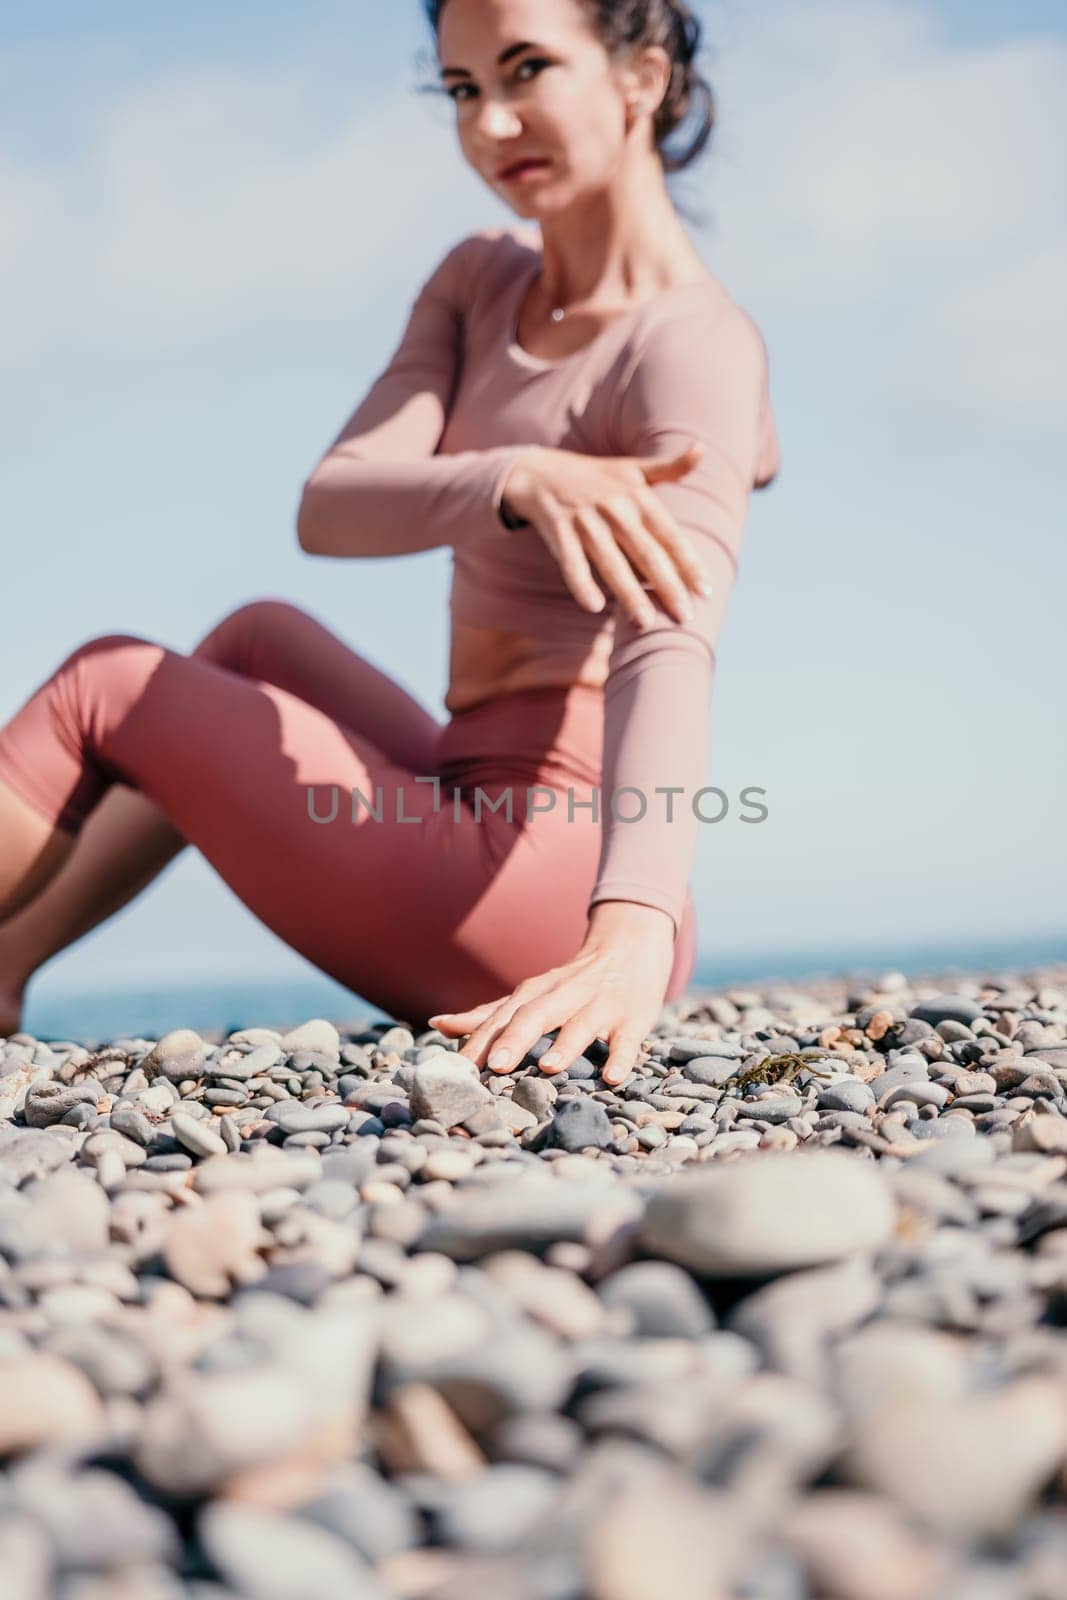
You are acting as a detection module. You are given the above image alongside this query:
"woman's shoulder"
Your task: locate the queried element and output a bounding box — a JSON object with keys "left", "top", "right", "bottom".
{"left": 626, "top": 268, "right": 766, "bottom": 362}
{"left": 620, "top": 276, "right": 780, "bottom": 490}
{"left": 688, "top": 285, "right": 778, "bottom": 488}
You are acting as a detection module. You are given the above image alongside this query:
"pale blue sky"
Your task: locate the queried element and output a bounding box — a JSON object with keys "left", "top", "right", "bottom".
{"left": 2, "top": 0, "right": 1065, "bottom": 1023}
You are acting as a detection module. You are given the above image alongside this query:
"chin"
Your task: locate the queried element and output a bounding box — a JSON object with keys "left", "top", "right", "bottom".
{"left": 513, "top": 185, "right": 569, "bottom": 218}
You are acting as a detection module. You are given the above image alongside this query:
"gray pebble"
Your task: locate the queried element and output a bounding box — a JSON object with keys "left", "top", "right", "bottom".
{"left": 546, "top": 1100, "right": 615, "bottom": 1152}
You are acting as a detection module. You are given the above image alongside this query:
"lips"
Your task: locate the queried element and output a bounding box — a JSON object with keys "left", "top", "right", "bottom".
{"left": 497, "top": 157, "right": 550, "bottom": 181}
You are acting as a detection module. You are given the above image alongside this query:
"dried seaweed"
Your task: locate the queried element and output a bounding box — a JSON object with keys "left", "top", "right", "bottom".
{"left": 725, "top": 1050, "right": 837, "bottom": 1095}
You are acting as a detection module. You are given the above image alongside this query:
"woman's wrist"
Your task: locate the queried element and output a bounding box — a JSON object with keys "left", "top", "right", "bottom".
{"left": 498, "top": 497, "right": 530, "bottom": 530}
{"left": 498, "top": 449, "right": 542, "bottom": 526}
{"left": 583, "top": 898, "right": 676, "bottom": 950}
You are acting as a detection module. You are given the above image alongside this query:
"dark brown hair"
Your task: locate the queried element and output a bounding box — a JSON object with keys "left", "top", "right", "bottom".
{"left": 420, "top": 0, "right": 715, "bottom": 176}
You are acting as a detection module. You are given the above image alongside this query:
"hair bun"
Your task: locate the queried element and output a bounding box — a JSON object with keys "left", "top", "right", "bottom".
{"left": 663, "top": 0, "right": 698, "bottom": 67}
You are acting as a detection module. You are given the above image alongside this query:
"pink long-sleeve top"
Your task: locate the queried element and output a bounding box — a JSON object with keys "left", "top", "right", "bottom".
{"left": 298, "top": 225, "right": 780, "bottom": 937}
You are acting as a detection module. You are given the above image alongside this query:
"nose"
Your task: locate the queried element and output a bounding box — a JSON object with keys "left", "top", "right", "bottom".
{"left": 471, "top": 95, "right": 522, "bottom": 147}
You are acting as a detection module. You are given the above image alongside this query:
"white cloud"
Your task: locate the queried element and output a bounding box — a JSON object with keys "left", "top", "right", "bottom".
{"left": 93, "top": 72, "right": 437, "bottom": 321}
{"left": 0, "top": 64, "right": 483, "bottom": 368}
{"left": 709, "top": 0, "right": 1067, "bottom": 428}
{"left": 893, "top": 242, "right": 1067, "bottom": 426}
{"left": 714, "top": 5, "right": 1064, "bottom": 280}
{"left": 0, "top": 158, "right": 63, "bottom": 276}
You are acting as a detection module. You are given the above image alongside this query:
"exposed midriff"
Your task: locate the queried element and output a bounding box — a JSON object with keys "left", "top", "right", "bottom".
{"left": 445, "top": 616, "right": 614, "bottom": 714}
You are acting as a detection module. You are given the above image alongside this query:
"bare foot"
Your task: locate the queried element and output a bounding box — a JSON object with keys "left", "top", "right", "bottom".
{"left": 0, "top": 976, "right": 26, "bottom": 1038}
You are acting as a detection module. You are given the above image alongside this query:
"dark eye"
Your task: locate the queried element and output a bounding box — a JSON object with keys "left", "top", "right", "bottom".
{"left": 445, "top": 57, "right": 549, "bottom": 102}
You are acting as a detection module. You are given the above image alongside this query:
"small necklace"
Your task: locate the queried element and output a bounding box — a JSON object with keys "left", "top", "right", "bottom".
{"left": 534, "top": 267, "right": 569, "bottom": 322}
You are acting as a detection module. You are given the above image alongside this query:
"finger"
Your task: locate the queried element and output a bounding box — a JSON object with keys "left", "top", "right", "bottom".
{"left": 539, "top": 515, "right": 607, "bottom": 615}
{"left": 573, "top": 507, "right": 657, "bottom": 630}
{"left": 596, "top": 498, "right": 693, "bottom": 625}
{"left": 454, "top": 996, "right": 534, "bottom": 1072}
{"left": 428, "top": 997, "right": 503, "bottom": 1030}
{"left": 601, "top": 1027, "right": 646, "bottom": 1088}
{"left": 537, "top": 1009, "right": 607, "bottom": 1075}
{"left": 633, "top": 488, "right": 715, "bottom": 599}
{"left": 639, "top": 441, "right": 704, "bottom": 484}
{"left": 480, "top": 995, "right": 569, "bottom": 1075}
{"left": 458, "top": 1012, "right": 520, "bottom": 1070}
{"left": 460, "top": 965, "right": 575, "bottom": 1069}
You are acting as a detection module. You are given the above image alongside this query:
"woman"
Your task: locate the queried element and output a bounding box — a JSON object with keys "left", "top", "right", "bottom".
{"left": 0, "top": 0, "right": 778, "bottom": 1086}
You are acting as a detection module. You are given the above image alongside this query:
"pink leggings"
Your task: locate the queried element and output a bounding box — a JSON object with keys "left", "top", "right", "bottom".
{"left": 0, "top": 599, "right": 697, "bottom": 1027}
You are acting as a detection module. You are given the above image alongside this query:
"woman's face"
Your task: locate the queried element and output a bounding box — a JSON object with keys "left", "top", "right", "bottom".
{"left": 436, "top": 0, "right": 640, "bottom": 216}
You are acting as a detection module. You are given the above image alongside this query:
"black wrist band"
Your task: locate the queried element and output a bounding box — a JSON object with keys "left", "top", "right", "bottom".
{"left": 499, "top": 499, "right": 531, "bottom": 530}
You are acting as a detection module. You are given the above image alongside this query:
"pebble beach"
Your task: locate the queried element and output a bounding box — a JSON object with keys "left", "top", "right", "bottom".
{"left": 1, "top": 963, "right": 1066, "bottom": 1600}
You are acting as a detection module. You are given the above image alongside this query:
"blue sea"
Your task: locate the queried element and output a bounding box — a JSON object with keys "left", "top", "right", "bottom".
{"left": 19, "top": 930, "right": 1067, "bottom": 1045}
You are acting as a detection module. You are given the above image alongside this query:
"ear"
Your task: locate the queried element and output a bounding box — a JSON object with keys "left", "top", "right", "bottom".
{"left": 632, "top": 42, "right": 673, "bottom": 118}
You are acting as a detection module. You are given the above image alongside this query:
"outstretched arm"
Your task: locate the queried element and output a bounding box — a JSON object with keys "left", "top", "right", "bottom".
{"left": 431, "top": 295, "right": 780, "bottom": 1083}
{"left": 297, "top": 233, "right": 527, "bottom": 558}
{"left": 588, "top": 296, "right": 778, "bottom": 935}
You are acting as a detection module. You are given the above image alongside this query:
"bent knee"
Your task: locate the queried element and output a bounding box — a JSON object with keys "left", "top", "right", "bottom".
{"left": 59, "top": 633, "right": 168, "bottom": 724}
{"left": 65, "top": 631, "right": 159, "bottom": 667}
{"left": 220, "top": 597, "right": 305, "bottom": 631}
{"left": 193, "top": 597, "right": 308, "bottom": 665}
